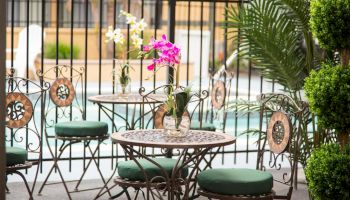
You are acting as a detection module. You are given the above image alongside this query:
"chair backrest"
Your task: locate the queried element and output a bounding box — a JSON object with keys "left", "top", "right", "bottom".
{"left": 38, "top": 65, "right": 85, "bottom": 134}
{"left": 139, "top": 85, "right": 209, "bottom": 129}
{"left": 14, "top": 24, "right": 45, "bottom": 79}
{"left": 256, "top": 93, "right": 306, "bottom": 195}
{"left": 204, "top": 70, "right": 234, "bottom": 130}
{"left": 5, "top": 70, "right": 50, "bottom": 160}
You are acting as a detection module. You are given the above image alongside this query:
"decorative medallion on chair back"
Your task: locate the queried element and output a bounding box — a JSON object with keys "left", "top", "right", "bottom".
{"left": 192, "top": 70, "right": 234, "bottom": 132}
{"left": 39, "top": 65, "right": 85, "bottom": 127}
{"left": 5, "top": 70, "right": 50, "bottom": 199}
{"left": 257, "top": 93, "right": 305, "bottom": 199}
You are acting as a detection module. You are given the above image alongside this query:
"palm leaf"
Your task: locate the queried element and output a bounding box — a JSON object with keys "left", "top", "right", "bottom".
{"left": 226, "top": 0, "right": 315, "bottom": 91}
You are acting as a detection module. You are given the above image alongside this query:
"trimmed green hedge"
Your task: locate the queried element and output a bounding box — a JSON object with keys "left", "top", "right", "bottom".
{"left": 310, "top": 0, "right": 350, "bottom": 51}
{"left": 44, "top": 43, "right": 80, "bottom": 59}
{"left": 305, "top": 144, "right": 350, "bottom": 200}
{"left": 304, "top": 63, "right": 350, "bottom": 132}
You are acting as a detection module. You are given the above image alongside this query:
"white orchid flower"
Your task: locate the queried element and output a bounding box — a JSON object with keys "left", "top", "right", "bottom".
{"left": 120, "top": 10, "right": 137, "bottom": 25}
{"left": 105, "top": 26, "right": 115, "bottom": 41}
{"left": 112, "top": 28, "right": 125, "bottom": 44}
{"left": 131, "top": 34, "right": 143, "bottom": 48}
{"left": 126, "top": 15, "right": 137, "bottom": 25}
{"left": 138, "top": 19, "right": 147, "bottom": 31}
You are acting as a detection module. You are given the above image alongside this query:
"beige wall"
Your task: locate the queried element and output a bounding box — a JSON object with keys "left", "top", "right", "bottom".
{"left": 42, "top": 59, "right": 194, "bottom": 82}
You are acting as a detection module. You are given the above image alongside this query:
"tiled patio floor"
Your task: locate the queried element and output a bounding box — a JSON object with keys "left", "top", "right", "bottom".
{"left": 6, "top": 169, "right": 310, "bottom": 200}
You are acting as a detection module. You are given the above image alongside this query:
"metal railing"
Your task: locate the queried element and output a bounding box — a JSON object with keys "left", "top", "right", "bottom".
{"left": 5, "top": 0, "right": 278, "bottom": 173}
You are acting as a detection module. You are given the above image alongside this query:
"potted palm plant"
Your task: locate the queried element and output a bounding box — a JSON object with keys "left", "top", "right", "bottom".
{"left": 225, "top": 0, "right": 319, "bottom": 167}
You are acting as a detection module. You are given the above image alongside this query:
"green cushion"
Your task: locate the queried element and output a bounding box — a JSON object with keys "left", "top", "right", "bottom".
{"left": 118, "top": 158, "right": 189, "bottom": 181}
{"left": 6, "top": 146, "right": 27, "bottom": 166}
{"left": 55, "top": 121, "right": 108, "bottom": 137}
{"left": 191, "top": 121, "right": 216, "bottom": 131}
{"left": 198, "top": 168, "right": 273, "bottom": 196}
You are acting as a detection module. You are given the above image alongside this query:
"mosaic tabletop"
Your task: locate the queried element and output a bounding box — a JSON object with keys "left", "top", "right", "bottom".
{"left": 88, "top": 93, "right": 166, "bottom": 104}
{"left": 112, "top": 129, "right": 236, "bottom": 148}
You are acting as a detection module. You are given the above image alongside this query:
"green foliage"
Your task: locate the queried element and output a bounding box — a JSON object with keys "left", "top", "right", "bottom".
{"left": 305, "top": 144, "right": 350, "bottom": 200}
{"left": 304, "top": 64, "right": 350, "bottom": 133}
{"left": 117, "top": 63, "right": 131, "bottom": 85}
{"left": 226, "top": 0, "right": 318, "bottom": 92}
{"left": 166, "top": 86, "right": 192, "bottom": 126}
{"left": 310, "top": 0, "right": 350, "bottom": 51}
{"left": 44, "top": 43, "right": 80, "bottom": 59}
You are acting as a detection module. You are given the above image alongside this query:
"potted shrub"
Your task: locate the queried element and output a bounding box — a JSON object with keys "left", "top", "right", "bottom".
{"left": 305, "top": 144, "right": 350, "bottom": 200}
{"left": 310, "top": 0, "right": 350, "bottom": 66}
{"left": 304, "top": 64, "right": 350, "bottom": 146}
{"left": 308, "top": 0, "right": 350, "bottom": 145}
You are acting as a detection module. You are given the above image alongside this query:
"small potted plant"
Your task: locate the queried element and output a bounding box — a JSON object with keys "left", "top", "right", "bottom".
{"left": 105, "top": 10, "right": 147, "bottom": 94}
{"left": 114, "top": 62, "right": 132, "bottom": 94}
{"left": 162, "top": 86, "right": 192, "bottom": 137}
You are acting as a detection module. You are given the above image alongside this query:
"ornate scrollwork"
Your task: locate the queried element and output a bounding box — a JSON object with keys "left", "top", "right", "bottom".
{"left": 6, "top": 93, "right": 33, "bottom": 128}
{"left": 50, "top": 78, "right": 75, "bottom": 107}
{"left": 57, "top": 84, "right": 70, "bottom": 100}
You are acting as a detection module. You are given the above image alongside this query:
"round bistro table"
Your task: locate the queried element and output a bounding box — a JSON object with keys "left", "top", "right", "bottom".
{"left": 111, "top": 129, "right": 236, "bottom": 200}
{"left": 88, "top": 93, "right": 166, "bottom": 130}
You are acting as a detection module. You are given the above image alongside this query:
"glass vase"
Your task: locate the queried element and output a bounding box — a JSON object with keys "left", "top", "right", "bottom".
{"left": 117, "top": 82, "right": 131, "bottom": 95}
{"left": 163, "top": 115, "right": 191, "bottom": 137}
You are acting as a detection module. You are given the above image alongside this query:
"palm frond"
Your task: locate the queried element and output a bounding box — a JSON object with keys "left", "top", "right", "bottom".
{"left": 277, "top": 0, "right": 310, "bottom": 31}
{"left": 228, "top": 99, "right": 261, "bottom": 116}
{"left": 226, "top": 0, "right": 314, "bottom": 91}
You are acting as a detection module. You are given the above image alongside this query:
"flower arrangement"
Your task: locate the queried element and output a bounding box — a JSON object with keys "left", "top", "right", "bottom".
{"left": 105, "top": 11, "right": 191, "bottom": 135}
{"left": 142, "top": 34, "right": 181, "bottom": 87}
{"left": 105, "top": 10, "right": 147, "bottom": 93}
{"left": 142, "top": 35, "right": 192, "bottom": 136}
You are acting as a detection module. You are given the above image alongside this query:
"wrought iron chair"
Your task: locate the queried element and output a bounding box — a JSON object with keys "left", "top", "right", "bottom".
{"left": 191, "top": 70, "right": 234, "bottom": 132}
{"left": 5, "top": 70, "right": 50, "bottom": 200}
{"left": 197, "top": 93, "right": 305, "bottom": 200}
{"left": 37, "top": 65, "right": 111, "bottom": 199}
{"left": 96, "top": 85, "right": 209, "bottom": 199}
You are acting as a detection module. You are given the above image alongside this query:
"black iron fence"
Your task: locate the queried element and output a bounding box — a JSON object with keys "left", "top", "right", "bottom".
{"left": 5, "top": 0, "right": 278, "bottom": 174}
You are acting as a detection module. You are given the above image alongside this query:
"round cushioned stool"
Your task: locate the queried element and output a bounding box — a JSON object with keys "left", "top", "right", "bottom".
{"left": 118, "top": 158, "right": 189, "bottom": 181}
{"left": 198, "top": 168, "right": 273, "bottom": 196}
{"left": 55, "top": 121, "right": 108, "bottom": 137}
{"left": 6, "top": 146, "right": 28, "bottom": 166}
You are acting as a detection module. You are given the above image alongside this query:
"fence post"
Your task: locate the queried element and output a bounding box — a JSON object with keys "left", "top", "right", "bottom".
{"left": 167, "top": 0, "right": 176, "bottom": 85}
{"left": 166, "top": 0, "right": 176, "bottom": 158}
{"left": 0, "top": 0, "right": 7, "bottom": 198}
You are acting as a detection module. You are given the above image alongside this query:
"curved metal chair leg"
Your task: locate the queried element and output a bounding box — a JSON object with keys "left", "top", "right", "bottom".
{"left": 5, "top": 176, "right": 10, "bottom": 193}
{"left": 12, "top": 171, "right": 33, "bottom": 200}
{"left": 94, "top": 165, "right": 118, "bottom": 199}
{"left": 38, "top": 144, "right": 72, "bottom": 200}
{"left": 75, "top": 140, "right": 112, "bottom": 197}
{"left": 31, "top": 156, "right": 41, "bottom": 194}
{"left": 109, "top": 187, "right": 131, "bottom": 200}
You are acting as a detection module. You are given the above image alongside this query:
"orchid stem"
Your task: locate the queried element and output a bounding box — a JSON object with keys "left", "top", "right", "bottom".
{"left": 176, "top": 63, "right": 180, "bottom": 88}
